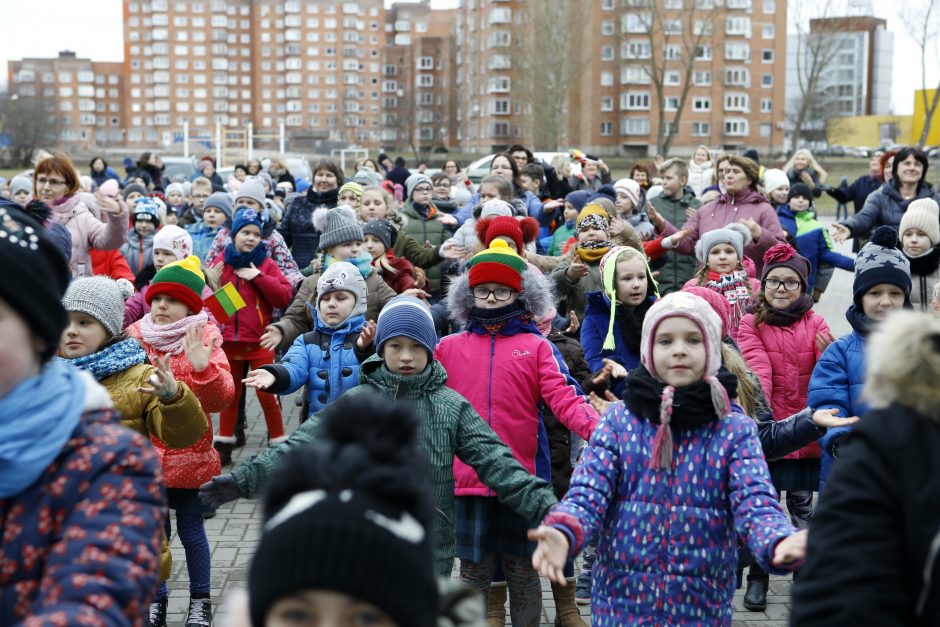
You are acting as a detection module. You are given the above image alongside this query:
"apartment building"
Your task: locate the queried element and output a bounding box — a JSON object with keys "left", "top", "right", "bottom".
{"left": 8, "top": 52, "right": 127, "bottom": 148}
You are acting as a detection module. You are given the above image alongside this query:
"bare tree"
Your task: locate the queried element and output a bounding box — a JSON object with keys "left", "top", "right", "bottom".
{"left": 0, "top": 92, "right": 57, "bottom": 167}
{"left": 903, "top": 0, "right": 940, "bottom": 147}
{"left": 511, "top": 0, "right": 589, "bottom": 151}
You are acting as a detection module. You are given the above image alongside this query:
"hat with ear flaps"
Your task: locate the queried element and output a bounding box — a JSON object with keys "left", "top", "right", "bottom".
{"left": 599, "top": 245, "right": 659, "bottom": 351}
{"left": 640, "top": 291, "right": 731, "bottom": 471}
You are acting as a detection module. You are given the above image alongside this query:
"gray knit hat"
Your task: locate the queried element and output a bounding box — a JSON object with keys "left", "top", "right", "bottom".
{"left": 235, "top": 176, "right": 266, "bottom": 208}
{"left": 203, "top": 192, "right": 234, "bottom": 219}
{"left": 122, "top": 183, "right": 148, "bottom": 201}
{"left": 10, "top": 175, "right": 32, "bottom": 198}
{"left": 694, "top": 223, "right": 753, "bottom": 266}
{"left": 62, "top": 276, "right": 133, "bottom": 337}
{"left": 316, "top": 261, "right": 368, "bottom": 325}
{"left": 165, "top": 182, "right": 185, "bottom": 198}
{"left": 314, "top": 205, "right": 364, "bottom": 251}
{"left": 405, "top": 173, "right": 432, "bottom": 200}
{"left": 354, "top": 168, "right": 383, "bottom": 188}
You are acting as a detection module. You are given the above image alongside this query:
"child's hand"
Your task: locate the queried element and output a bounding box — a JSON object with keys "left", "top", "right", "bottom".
{"left": 183, "top": 325, "right": 212, "bottom": 372}
{"left": 603, "top": 358, "right": 628, "bottom": 380}
{"left": 589, "top": 390, "right": 618, "bottom": 414}
{"left": 772, "top": 529, "right": 808, "bottom": 568}
{"left": 401, "top": 287, "right": 431, "bottom": 300}
{"left": 528, "top": 526, "right": 570, "bottom": 584}
{"left": 234, "top": 263, "right": 261, "bottom": 281}
{"left": 437, "top": 213, "right": 457, "bottom": 227}
{"left": 357, "top": 320, "right": 376, "bottom": 349}
{"left": 204, "top": 261, "right": 223, "bottom": 291}
{"left": 739, "top": 217, "right": 762, "bottom": 242}
{"left": 610, "top": 217, "right": 627, "bottom": 235}
{"left": 565, "top": 311, "right": 580, "bottom": 335}
{"left": 440, "top": 242, "right": 468, "bottom": 259}
{"left": 243, "top": 369, "right": 275, "bottom": 390}
{"left": 811, "top": 408, "right": 859, "bottom": 430}
{"left": 543, "top": 199, "right": 564, "bottom": 214}
{"left": 646, "top": 204, "right": 665, "bottom": 231}
{"left": 830, "top": 223, "right": 850, "bottom": 243}
{"left": 672, "top": 229, "right": 691, "bottom": 243}
{"left": 259, "top": 325, "right": 283, "bottom": 351}
{"left": 138, "top": 355, "right": 179, "bottom": 399}
{"left": 815, "top": 331, "right": 835, "bottom": 354}
{"left": 565, "top": 259, "right": 589, "bottom": 282}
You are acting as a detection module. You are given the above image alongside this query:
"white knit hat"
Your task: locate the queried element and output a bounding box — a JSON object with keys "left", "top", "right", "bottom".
{"left": 762, "top": 168, "right": 789, "bottom": 194}
{"left": 899, "top": 198, "right": 940, "bottom": 247}
{"left": 153, "top": 225, "right": 194, "bottom": 260}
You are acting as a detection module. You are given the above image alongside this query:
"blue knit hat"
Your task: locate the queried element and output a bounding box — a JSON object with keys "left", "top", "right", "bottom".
{"left": 375, "top": 296, "right": 438, "bottom": 357}
{"left": 231, "top": 207, "right": 268, "bottom": 237}
{"left": 565, "top": 190, "right": 592, "bottom": 213}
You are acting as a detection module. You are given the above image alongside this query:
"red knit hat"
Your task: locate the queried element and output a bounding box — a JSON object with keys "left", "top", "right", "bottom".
{"left": 475, "top": 216, "right": 540, "bottom": 252}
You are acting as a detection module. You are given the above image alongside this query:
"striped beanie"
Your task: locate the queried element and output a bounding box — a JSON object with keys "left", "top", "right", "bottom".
{"left": 339, "top": 181, "right": 364, "bottom": 200}
{"left": 146, "top": 254, "right": 206, "bottom": 313}
{"left": 599, "top": 246, "right": 658, "bottom": 350}
{"left": 375, "top": 295, "right": 438, "bottom": 357}
{"left": 468, "top": 239, "right": 528, "bottom": 292}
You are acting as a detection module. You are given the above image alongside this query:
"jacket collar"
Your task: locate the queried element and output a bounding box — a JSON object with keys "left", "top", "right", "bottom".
{"left": 360, "top": 355, "right": 448, "bottom": 395}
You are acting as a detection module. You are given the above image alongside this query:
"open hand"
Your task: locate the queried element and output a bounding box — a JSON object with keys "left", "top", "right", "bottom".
{"left": 204, "top": 261, "right": 223, "bottom": 292}
{"left": 243, "top": 369, "right": 275, "bottom": 390}
{"left": 96, "top": 190, "right": 124, "bottom": 215}
{"left": 437, "top": 213, "right": 458, "bottom": 227}
{"left": 811, "top": 408, "right": 859, "bottom": 430}
{"left": 772, "top": 529, "right": 808, "bottom": 568}
{"left": 137, "top": 355, "right": 179, "bottom": 399}
{"left": 543, "top": 199, "right": 565, "bottom": 214}
{"left": 589, "top": 390, "right": 618, "bottom": 414}
{"left": 830, "top": 223, "right": 851, "bottom": 243}
{"left": 565, "top": 311, "right": 580, "bottom": 335}
{"left": 401, "top": 287, "right": 432, "bottom": 300}
{"left": 357, "top": 320, "right": 377, "bottom": 349}
{"left": 440, "top": 242, "right": 468, "bottom": 259}
{"left": 234, "top": 263, "right": 261, "bottom": 281}
{"left": 739, "top": 217, "right": 762, "bottom": 242}
{"left": 259, "top": 325, "right": 283, "bottom": 351}
{"left": 646, "top": 204, "right": 665, "bottom": 231}
{"left": 565, "top": 259, "right": 590, "bottom": 282}
{"left": 528, "top": 526, "right": 569, "bottom": 584}
{"left": 183, "top": 325, "right": 212, "bottom": 372}
{"left": 815, "top": 331, "right": 835, "bottom": 354}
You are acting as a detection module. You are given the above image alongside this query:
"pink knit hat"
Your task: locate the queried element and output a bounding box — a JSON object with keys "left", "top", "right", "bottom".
{"left": 681, "top": 285, "right": 733, "bottom": 339}
{"left": 639, "top": 292, "right": 731, "bottom": 471}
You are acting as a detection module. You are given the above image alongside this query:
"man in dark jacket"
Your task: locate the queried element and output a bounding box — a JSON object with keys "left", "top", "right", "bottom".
{"left": 386, "top": 156, "right": 412, "bottom": 186}
{"left": 647, "top": 159, "right": 701, "bottom": 295}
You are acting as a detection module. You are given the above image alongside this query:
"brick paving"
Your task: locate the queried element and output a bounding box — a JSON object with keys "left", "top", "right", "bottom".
{"left": 165, "top": 223, "right": 853, "bottom": 625}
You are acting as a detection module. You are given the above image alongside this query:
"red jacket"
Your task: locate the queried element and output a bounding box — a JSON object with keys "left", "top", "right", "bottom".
{"left": 90, "top": 247, "right": 135, "bottom": 282}
{"left": 126, "top": 321, "right": 235, "bottom": 487}
{"left": 209, "top": 255, "right": 294, "bottom": 344}
{"left": 375, "top": 250, "right": 417, "bottom": 294}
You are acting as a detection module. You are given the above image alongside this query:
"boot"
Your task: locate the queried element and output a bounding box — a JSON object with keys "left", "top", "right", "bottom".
{"left": 487, "top": 583, "right": 506, "bottom": 627}
{"left": 148, "top": 598, "right": 168, "bottom": 627}
{"left": 213, "top": 436, "right": 235, "bottom": 466}
{"left": 185, "top": 597, "right": 212, "bottom": 627}
{"left": 552, "top": 578, "right": 588, "bottom": 626}
{"left": 743, "top": 578, "right": 768, "bottom": 611}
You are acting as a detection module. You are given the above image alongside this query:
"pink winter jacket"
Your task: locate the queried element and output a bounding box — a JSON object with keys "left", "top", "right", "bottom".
{"left": 49, "top": 192, "right": 128, "bottom": 278}
{"left": 736, "top": 310, "right": 830, "bottom": 460}
{"left": 435, "top": 327, "right": 599, "bottom": 496}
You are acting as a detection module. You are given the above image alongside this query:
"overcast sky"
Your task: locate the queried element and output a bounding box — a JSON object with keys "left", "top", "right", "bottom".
{"left": 1, "top": 0, "right": 936, "bottom": 115}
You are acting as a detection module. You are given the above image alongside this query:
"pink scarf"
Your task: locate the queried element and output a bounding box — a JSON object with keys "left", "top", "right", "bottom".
{"left": 139, "top": 310, "right": 209, "bottom": 355}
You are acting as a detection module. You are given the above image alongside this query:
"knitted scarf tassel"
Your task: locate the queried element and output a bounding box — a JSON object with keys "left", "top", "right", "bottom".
{"left": 650, "top": 385, "right": 676, "bottom": 471}
{"left": 707, "top": 374, "right": 732, "bottom": 418}
{"left": 602, "top": 295, "right": 618, "bottom": 351}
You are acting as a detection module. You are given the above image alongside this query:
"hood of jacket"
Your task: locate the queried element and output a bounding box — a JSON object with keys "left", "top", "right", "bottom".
{"left": 359, "top": 353, "right": 448, "bottom": 395}
{"left": 126, "top": 228, "right": 154, "bottom": 246}
{"left": 446, "top": 265, "right": 556, "bottom": 327}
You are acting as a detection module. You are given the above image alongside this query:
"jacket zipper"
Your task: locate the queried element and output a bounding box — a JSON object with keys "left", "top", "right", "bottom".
{"left": 233, "top": 277, "right": 241, "bottom": 341}
{"left": 917, "top": 523, "right": 940, "bottom": 617}
{"left": 486, "top": 333, "right": 496, "bottom": 497}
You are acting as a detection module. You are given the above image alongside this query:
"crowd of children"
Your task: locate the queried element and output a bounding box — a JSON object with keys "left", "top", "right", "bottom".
{"left": 2, "top": 145, "right": 940, "bottom": 627}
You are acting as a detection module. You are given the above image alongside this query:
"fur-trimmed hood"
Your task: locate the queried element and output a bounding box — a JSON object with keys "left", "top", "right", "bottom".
{"left": 445, "top": 265, "right": 556, "bottom": 327}
{"left": 864, "top": 310, "right": 940, "bottom": 423}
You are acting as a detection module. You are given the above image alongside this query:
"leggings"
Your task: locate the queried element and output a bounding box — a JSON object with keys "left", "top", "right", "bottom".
{"left": 220, "top": 353, "right": 284, "bottom": 439}
{"left": 155, "top": 512, "right": 211, "bottom": 599}
{"left": 461, "top": 553, "right": 541, "bottom": 627}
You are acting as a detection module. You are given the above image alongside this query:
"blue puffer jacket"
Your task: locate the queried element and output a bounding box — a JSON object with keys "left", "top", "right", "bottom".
{"left": 841, "top": 180, "right": 940, "bottom": 239}
{"left": 807, "top": 315, "right": 870, "bottom": 492}
{"left": 263, "top": 309, "right": 364, "bottom": 417}
{"left": 580, "top": 291, "right": 646, "bottom": 397}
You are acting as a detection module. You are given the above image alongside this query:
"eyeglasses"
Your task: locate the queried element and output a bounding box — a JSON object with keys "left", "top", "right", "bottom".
{"left": 412, "top": 185, "right": 432, "bottom": 193}
{"left": 36, "top": 176, "right": 67, "bottom": 188}
{"left": 433, "top": 182, "right": 452, "bottom": 188}
{"left": 764, "top": 278, "right": 801, "bottom": 291}
{"left": 191, "top": 193, "right": 209, "bottom": 200}
{"left": 472, "top": 286, "right": 515, "bottom": 301}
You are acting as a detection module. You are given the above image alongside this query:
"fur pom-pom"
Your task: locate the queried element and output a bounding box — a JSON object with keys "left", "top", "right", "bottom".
{"left": 725, "top": 222, "right": 754, "bottom": 247}
{"left": 869, "top": 225, "right": 899, "bottom": 248}
{"left": 520, "top": 217, "right": 540, "bottom": 244}
{"left": 475, "top": 216, "right": 494, "bottom": 245}
{"left": 312, "top": 206, "right": 331, "bottom": 232}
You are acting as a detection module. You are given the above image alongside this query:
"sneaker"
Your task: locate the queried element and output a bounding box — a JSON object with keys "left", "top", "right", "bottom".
{"left": 185, "top": 597, "right": 212, "bottom": 627}
{"left": 575, "top": 568, "right": 592, "bottom": 605}
{"left": 148, "top": 598, "right": 168, "bottom": 627}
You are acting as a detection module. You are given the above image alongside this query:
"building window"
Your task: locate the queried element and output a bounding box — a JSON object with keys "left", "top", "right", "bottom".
{"left": 620, "top": 91, "right": 650, "bottom": 111}
{"left": 489, "top": 8, "right": 511, "bottom": 24}
{"left": 621, "top": 66, "right": 651, "bottom": 84}
{"left": 692, "top": 97, "right": 711, "bottom": 112}
{"left": 693, "top": 122, "right": 710, "bottom": 136}
{"left": 762, "top": 74, "right": 773, "bottom": 87}
{"left": 490, "top": 99, "right": 510, "bottom": 115}
{"left": 664, "top": 71, "right": 680, "bottom": 86}
{"left": 488, "top": 76, "right": 511, "bottom": 92}
{"left": 762, "top": 49, "right": 774, "bottom": 63}
{"left": 725, "top": 42, "right": 751, "bottom": 61}
{"left": 601, "top": 71, "right": 614, "bottom": 86}
{"left": 760, "top": 123, "right": 772, "bottom": 138}
{"left": 601, "top": 20, "right": 615, "bottom": 35}
{"left": 725, "top": 17, "right": 751, "bottom": 36}
{"left": 724, "top": 119, "right": 749, "bottom": 136}
{"left": 760, "top": 98, "right": 772, "bottom": 112}
{"left": 762, "top": 24, "right": 775, "bottom": 39}
{"left": 602, "top": 0, "right": 614, "bottom": 9}
{"left": 416, "top": 56, "right": 434, "bottom": 70}
{"left": 762, "top": 0, "right": 775, "bottom": 12}
{"left": 693, "top": 71, "right": 711, "bottom": 86}
{"left": 601, "top": 46, "right": 615, "bottom": 61}
{"left": 695, "top": 45, "right": 712, "bottom": 60}
{"left": 620, "top": 117, "right": 650, "bottom": 135}
{"left": 663, "top": 19, "right": 681, "bottom": 35}
{"left": 493, "top": 122, "right": 510, "bottom": 137}
{"left": 600, "top": 121, "right": 613, "bottom": 136}
{"left": 664, "top": 96, "right": 680, "bottom": 111}
{"left": 724, "top": 93, "right": 750, "bottom": 112}
{"left": 724, "top": 67, "right": 750, "bottom": 86}
{"left": 600, "top": 96, "right": 614, "bottom": 112}
{"left": 623, "top": 40, "right": 652, "bottom": 60}
{"left": 622, "top": 13, "right": 651, "bottom": 34}
{"left": 664, "top": 44, "right": 681, "bottom": 60}
{"left": 727, "top": 0, "right": 752, "bottom": 8}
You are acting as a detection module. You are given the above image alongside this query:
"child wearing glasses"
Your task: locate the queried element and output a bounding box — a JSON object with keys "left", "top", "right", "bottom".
{"left": 435, "top": 240, "right": 598, "bottom": 626}
{"left": 735, "top": 243, "right": 833, "bottom": 607}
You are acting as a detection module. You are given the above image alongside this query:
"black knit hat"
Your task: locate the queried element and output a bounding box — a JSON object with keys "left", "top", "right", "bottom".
{"left": 248, "top": 393, "right": 438, "bottom": 627}
{"left": 788, "top": 182, "right": 813, "bottom": 203}
{"left": 0, "top": 201, "right": 70, "bottom": 362}
{"left": 362, "top": 218, "right": 397, "bottom": 252}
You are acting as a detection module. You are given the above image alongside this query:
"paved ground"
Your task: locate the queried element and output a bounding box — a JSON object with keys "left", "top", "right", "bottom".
{"left": 165, "top": 221, "right": 855, "bottom": 625}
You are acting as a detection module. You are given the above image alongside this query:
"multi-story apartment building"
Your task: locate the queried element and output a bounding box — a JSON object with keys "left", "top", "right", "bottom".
{"left": 455, "top": 0, "right": 789, "bottom": 156}
{"left": 8, "top": 51, "right": 127, "bottom": 149}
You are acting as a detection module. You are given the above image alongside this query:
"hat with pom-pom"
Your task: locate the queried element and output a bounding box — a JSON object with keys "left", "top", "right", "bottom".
{"left": 613, "top": 178, "right": 641, "bottom": 208}
{"left": 760, "top": 242, "right": 811, "bottom": 291}
{"left": 694, "top": 222, "right": 753, "bottom": 266}
{"left": 315, "top": 205, "right": 363, "bottom": 251}
{"left": 62, "top": 275, "right": 134, "bottom": 337}
{"left": 468, "top": 239, "right": 528, "bottom": 292}
{"left": 476, "top": 215, "right": 539, "bottom": 253}
{"left": 853, "top": 226, "right": 912, "bottom": 306}
{"left": 146, "top": 254, "right": 206, "bottom": 314}
{"left": 599, "top": 246, "right": 659, "bottom": 350}
{"left": 339, "top": 181, "right": 363, "bottom": 200}
{"left": 640, "top": 291, "right": 731, "bottom": 472}
{"left": 231, "top": 206, "right": 268, "bottom": 237}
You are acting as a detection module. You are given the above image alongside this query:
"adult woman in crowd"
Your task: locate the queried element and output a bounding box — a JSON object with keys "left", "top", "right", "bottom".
{"left": 455, "top": 152, "right": 545, "bottom": 227}
{"left": 136, "top": 152, "right": 168, "bottom": 191}
{"left": 246, "top": 158, "right": 262, "bottom": 176}
{"left": 443, "top": 159, "right": 472, "bottom": 204}
{"left": 832, "top": 147, "right": 940, "bottom": 243}
{"left": 825, "top": 150, "right": 885, "bottom": 251}
{"left": 783, "top": 149, "right": 828, "bottom": 198}
{"left": 88, "top": 157, "right": 120, "bottom": 189}
{"left": 193, "top": 156, "right": 225, "bottom": 192}
{"left": 36, "top": 152, "right": 127, "bottom": 278}
{"left": 688, "top": 145, "right": 714, "bottom": 198}
{"left": 278, "top": 158, "right": 342, "bottom": 269}
{"left": 551, "top": 154, "right": 575, "bottom": 198}
{"left": 267, "top": 155, "right": 295, "bottom": 190}
{"left": 654, "top": 154, "right": 785, "bottom": 274}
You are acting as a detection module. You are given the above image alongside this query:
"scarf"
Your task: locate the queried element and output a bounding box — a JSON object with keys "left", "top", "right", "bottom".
{"left": 65, "top": 338, "right": 148, "bottom": 381}
{"left": 702, "top": 269, "right": 753, "bottom": 330}
{"left": 469, "top": 301, "right": 527, "bottom": 334}
{"left": 908, "top": 245, "right": 940, "bottom": 277}
{"left": 0, "top": 360, "right": 89, "bottom": 497}
{"left": 325, "top": 253, "right": 373, "bottom": 278}
{"left": 224, "top": 241, "right": 269, "bottom": 269}
{"left": 139, "top": 310, "right": 210, "bottom": 355}
{"left": 760, "top": 294, "right": 815, "bottom": 327}
{"left": 615, "top": 298, "right": 655, "bottom": 356}
{"left": 623, "top": 365, "right": 737, "bottom": 471}
{"left": 576, "top": 239, "right": 611, "bottom": 263}
{"left": 412, "top": 202, "right": 438, "bottom": 221}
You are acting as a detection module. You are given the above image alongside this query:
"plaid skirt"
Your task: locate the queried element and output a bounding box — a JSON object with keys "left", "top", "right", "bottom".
{"left": 455, "top": 496, "right": 538, "bottom": 563}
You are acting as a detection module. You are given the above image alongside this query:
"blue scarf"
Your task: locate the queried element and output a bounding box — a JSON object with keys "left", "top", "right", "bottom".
{"left": 224, "top": 241, "right": 270, "bottom": 269}
{"left": 0, "top": 360, "right": 88, "bottom": 497}
{"left": 325, "top": 253, "right": 373, "bottom": 278}
{"left": 65, "top": 338, "right": 148, "bottom": 381}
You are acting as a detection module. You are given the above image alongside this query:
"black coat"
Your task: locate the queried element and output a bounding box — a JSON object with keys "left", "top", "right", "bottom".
{"left": 544, "top": 331, "right": 592, "bottom": 499}
{"left": 790, "top": 404, "right": 940, "bottom": 626}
